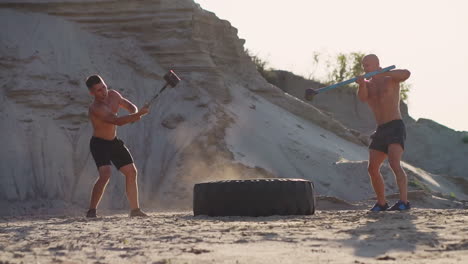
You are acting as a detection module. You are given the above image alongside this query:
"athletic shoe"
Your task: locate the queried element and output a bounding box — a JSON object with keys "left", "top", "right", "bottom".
{"left": 86, "top": 208, "right": 97, "bottom": 218}
{"left": 388, "top": 200, "right": 411, "bottom": 211}
{"left": 129, "top": 208, "right": 149, "bottom": 217}
{"left": 370, "top": 202, "right": 389, "bottom": 212}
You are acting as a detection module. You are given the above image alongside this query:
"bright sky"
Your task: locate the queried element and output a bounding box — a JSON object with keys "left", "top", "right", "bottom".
{"left": 195, "top": 0, "right": 468, "bottom": 132}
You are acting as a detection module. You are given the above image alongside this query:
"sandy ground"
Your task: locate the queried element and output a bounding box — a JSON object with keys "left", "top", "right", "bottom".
{"left": 1, "top": 209, "right": 467, "bottom": 264}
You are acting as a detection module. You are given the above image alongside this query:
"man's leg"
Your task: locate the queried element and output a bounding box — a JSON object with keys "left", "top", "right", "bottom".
{"left": 119, "top": 163, "right": 140, "bottom": 210}
{"left": 387, "top": 143, "right": 408, "bottom": 203}
{"left": 89, "top": 165, "right": 112, "bottom": 210}
{"left": 368, "top": 149, "right": 388, "bottom": 205}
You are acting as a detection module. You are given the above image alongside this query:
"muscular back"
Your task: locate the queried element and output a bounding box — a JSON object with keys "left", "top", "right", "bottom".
{"left": 89, "top": 90, "right": 121, "bottom": 140}
{"left": 366, "top": 76, "right": 402, "bottom": 125}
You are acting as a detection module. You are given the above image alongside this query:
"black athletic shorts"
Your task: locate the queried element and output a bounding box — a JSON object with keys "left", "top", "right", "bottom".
{"left": 369, "top": 119, "right": 406, "bottom": 154}
{"left": 89, "top": 136, "right": 134, "bottom": 169}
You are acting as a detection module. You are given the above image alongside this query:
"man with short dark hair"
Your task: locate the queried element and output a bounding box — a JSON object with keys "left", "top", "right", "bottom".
{"left": 356, "top": 54, "right": 412, "bottom": 211}
{"left": 85, "top": 74, "right": 149, "bottom": 217}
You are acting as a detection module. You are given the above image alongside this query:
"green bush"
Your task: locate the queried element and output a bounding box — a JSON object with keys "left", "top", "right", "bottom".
{"left": 327, "top": 52, "right": 365, "bottom": 85}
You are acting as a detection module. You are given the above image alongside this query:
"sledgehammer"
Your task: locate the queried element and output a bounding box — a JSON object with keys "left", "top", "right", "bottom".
{"left": 147, "top": 70, "right": 181, "bottom": 106}
{"left": 304, "top": 65, "right": 396, "bottom": 101}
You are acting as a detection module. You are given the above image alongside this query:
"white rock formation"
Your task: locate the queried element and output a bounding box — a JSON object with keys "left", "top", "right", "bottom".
{"left": 0, "top": 1, "right": 465, "bottom": 215}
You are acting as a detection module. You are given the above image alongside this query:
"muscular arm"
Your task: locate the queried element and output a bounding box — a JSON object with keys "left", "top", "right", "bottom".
{"left": 91, "top": 105, "right": 142, "bottom": 126}
{"left": 120, "top": 97, "right": 138, "bottom": 114}
{"left": 110, "top": 90, "right": 138, "bottom": 113}
{"left": 381, "top": 69, "right": 411, "bottom": 82}
{"left": 356, "top": 77, "right": 369, "bottom": 102}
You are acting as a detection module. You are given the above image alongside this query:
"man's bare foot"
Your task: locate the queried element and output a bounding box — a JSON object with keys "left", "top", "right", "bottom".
{"left": 129, "top": 208, "right": 149, "bottom": 217}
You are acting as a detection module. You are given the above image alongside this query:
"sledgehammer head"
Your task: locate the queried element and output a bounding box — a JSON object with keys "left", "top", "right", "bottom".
{"left": 164, "top": 70, "right": 181, "bottom": 88}
{"left": 305, "top": 88, "right": 318, "bottom": 101}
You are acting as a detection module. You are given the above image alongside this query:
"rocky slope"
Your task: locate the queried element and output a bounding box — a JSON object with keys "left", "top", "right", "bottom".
{"left": 266, "top": 69, "right": 468, "bottom": 183}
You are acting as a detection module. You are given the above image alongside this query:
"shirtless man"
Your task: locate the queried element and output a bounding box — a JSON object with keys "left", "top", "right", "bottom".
{"left": 85, "top": 75, "right": 150, "bottom": 217}
{"left": 356, "top": 54, "right": 411, "bottom": 211}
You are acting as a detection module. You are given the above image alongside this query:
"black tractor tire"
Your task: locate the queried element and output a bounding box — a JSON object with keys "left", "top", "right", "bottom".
{"left": 193, "top": 178, "right": 315, "bottom": 217}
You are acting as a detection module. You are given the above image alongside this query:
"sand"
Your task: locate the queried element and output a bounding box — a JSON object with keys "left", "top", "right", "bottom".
{"left": 1, "top": 209, "right": 467, "bottom": 264}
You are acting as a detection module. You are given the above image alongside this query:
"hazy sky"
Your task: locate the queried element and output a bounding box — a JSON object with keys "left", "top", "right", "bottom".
{"left": 195, "top": 0, "right": 468, "bottom": 132}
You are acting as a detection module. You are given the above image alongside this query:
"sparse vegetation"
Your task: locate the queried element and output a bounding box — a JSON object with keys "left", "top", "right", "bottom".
{"left": 462, "top": 135, "right": 468, "bottom": 144}
{"left": 245, "top": 49, "right": 279, "bottom": 84}
{"left": 246, "top": 49, "right": 411, "bottom": 101}
{"left": 326, "top": 52, "right": 365, "bottom": 85}
{"left": 449, "top": 192, "right": 457, "bottom": 200}
{"left": 408, "top": 178, "right": 430, "bottom": 192}
{"left": 313, "top": 52, "right": 410, "bottom": 101}
{"left": 400, "top": 83, "right": 411, "bottom": 102}
{"left": 245, "top": 48, "right": 270, "bottom": 77}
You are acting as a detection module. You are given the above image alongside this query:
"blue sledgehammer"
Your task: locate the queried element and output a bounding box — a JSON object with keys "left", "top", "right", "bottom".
{"left": 304, "top": 65, "right": 396, "bottom": 101}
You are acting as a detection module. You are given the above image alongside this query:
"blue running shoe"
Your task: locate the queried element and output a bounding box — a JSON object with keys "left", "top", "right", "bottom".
{"left": 370, "top": 202, "right": 389, "bottom": 212}
{"left": 388, "top": 200, "right": 411, "bottom": 211}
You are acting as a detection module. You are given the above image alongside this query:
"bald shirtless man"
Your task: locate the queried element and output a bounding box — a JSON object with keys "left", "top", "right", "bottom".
{"left": 85, "top": 75, "right": 150, "bottom": 217}
{"left": 356, "top": 54, "right": 411, "bottom": 211}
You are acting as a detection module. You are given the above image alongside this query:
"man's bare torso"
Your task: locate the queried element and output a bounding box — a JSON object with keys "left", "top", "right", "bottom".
{"left": 366, "top": 76, "right": 402, "bottom": 125}
{"left": 89, "top": 90, "right": 120, "bottom": 140}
